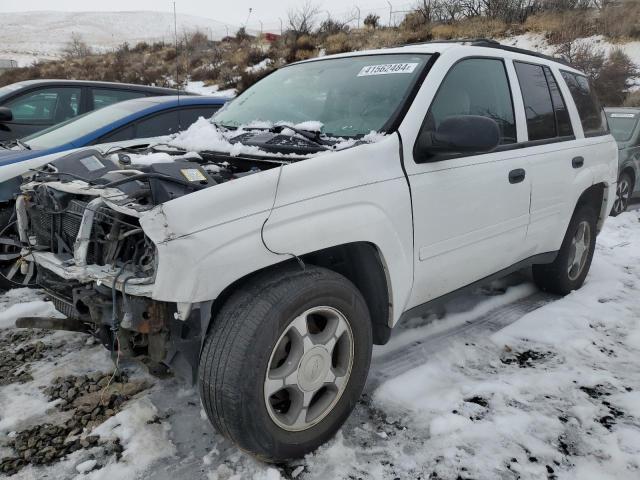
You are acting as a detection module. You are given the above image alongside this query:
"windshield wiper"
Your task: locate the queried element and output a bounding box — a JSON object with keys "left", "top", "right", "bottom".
{"left": 15, "top": 139, "right": 31, "bottom": 150}
{"left": 1, "top": 138, "right": 31, "bottom": 150}
{"left": 245, "top": 124, "right": 330, "bottom": 149}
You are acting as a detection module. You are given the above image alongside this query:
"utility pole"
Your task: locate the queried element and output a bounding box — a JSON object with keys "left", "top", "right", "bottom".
{"left": 225, "top": 25, "right": 229, "bottom": 37}
{"left": 387, "top": 1, "right": 393, "bottom": 27}
{"left": 259, "top": 20, "right": 263, "bottom": 35}
{"left": 355, "top": 6, "right": 361, "bottom": 28}
{"left": 279, "top": 17, "right": 283, "bottom": 35}
{"left": 244, "top": 7, "right": 253, "bottom": 28}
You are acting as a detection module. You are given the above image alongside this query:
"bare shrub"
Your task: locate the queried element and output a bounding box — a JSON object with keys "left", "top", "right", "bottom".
{"left": 318, "top": 17, "right": 350, "bottom": 37}
{"left": 63, "top": 33, "right": 92, "bottom": 59}
{"left": 400, "top": 11, "right": 430, "bottom": 31}
{"left": 288, "top": 2, "right": 320, "bottom": 36}
{"left": 364, "top": 13, "right": 380, "bottom": 28}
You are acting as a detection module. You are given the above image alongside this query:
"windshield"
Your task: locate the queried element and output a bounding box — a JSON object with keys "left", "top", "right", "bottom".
{"left": 21, "top": 101, "right": 146, "bottom": 150}
{"left": 215, "top": 54, "right": 431, "bottom": 137}
{"left": 607, "top": 112, "right": 638, "bottom": 143}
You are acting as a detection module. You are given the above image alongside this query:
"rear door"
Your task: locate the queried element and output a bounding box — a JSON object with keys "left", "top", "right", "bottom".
{"left": 403, "top": 56, "right": 531, "bottom": 308}
{"left": 519, "top": 64, "right": 611, "bottom": 255}
{"left": 0, "top": 86, "right": 82, "bottom": 140}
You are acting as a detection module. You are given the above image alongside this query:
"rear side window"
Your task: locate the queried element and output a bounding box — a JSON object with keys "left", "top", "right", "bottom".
{"left": 91, "top": 88, "right": 146, "bottom": 111}
{"left": 424, "top": 58, "right": 516, "bottom": 146}
{"left": 99, "top": 125, "right": 135, "bottom": 143}
{"left": 135, "top": 110, "right": 180, "bottom": 138}
{"left": 178, "top": 107, "right": 221, "bottom": 129}
{"left": 514, "top": 62, "right": 556, "bottom": 141}
{"left": 560, "top": 71, "right": 608, "bottom": 137}
{"left": 543, "top": 67, "right": 573, "bottom": 137}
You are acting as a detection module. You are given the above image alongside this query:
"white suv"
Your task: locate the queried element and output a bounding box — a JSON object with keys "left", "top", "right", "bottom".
{"left": 14, "top": 40, "right": 617, "bottom": 461}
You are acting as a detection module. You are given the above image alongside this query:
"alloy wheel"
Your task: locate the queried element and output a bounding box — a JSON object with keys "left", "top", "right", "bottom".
{"left": 264, "top": 306, "right": 354, "bottom": 432}
{"left": 567, "top": 220, "right": 591, "bottom": 282}
{"left": 613, "top": 177, "right": 631, "bottom": 215}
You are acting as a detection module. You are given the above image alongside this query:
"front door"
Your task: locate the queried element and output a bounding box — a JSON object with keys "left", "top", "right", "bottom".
{"left": 404, "top": 57, "right": 531, "bottom": 309}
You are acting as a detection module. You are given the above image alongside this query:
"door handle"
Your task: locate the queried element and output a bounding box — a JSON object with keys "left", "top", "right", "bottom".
{"left": 572, "top": 156, "right": 584, "bottom": 168}
{"left": 509, "top": 168, "right": 526, "bottom": 184}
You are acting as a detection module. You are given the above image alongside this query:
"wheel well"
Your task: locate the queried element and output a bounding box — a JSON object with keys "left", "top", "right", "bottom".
{"left": 621, "top": 166, "right": 636, "bottom": 190}
{"left": 301, "top": 242, "right": 392, "bottom": 345}
{"left": 208, "top": 242, "right": 392, "bottom": 346}
{"left": 575, "top": 183, "right": 606, "bottom": 231}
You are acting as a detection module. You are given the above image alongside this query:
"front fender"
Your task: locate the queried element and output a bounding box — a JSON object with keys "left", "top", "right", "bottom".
{"left": 141, "top": 135, "right": 414, "bottom": 325}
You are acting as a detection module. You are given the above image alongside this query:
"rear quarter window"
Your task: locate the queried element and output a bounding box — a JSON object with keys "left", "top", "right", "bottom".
{"left": 560, "top": 71, "right": 608, "bottom": 137}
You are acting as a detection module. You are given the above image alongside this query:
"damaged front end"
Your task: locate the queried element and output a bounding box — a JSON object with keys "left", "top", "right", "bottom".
{"left": 16, "top": 146, "right": 279, "bottom": 379}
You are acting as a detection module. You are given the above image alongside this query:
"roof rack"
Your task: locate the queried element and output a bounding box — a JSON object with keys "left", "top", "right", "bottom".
{"left": 406, "top": 38, "right": 572, "bottom": 67}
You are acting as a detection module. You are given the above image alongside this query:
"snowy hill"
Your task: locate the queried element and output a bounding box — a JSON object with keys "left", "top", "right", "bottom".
{"left": 0, "top": 11, "right": 239, "bottom": 66}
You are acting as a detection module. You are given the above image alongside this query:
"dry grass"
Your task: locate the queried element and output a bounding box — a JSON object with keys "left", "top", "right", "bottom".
{"left": 432, "top": 17, "right": 509, "bottom": 40}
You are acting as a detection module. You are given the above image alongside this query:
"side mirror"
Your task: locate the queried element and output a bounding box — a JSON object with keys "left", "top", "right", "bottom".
{"left": 415, "top": 115, "right": 500, "bottom": 160}
{"left": 0, "top": 107, "right": 13, "bottom": 123}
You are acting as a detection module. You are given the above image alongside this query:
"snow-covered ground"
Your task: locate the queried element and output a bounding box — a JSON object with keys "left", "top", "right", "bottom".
{"left": 1, "top": 211, "right": 639, "bottom": 479}
{"left": 184, "top": 81, "right": 236, "bottom": 98}
{"left": 0, "top": 11, "right": 239, "bottom": 67}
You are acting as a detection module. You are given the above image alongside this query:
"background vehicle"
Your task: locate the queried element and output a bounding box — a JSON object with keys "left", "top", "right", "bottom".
{"left": 14, "top": 41, "right": 618, "bottom": 462}
{"left": 0, "top": 79, "right": 183, "bottom": 142}
{"left": 0, "top": 95, "right": 227, "bottom": 287}
{"left": 605, "top": 107, "right": 640, "bottom": 215}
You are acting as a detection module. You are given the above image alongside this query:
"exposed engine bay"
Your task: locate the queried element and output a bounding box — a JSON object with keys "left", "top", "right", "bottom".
{"left": 16, "top": 144, "right": 287, "bottom": 377}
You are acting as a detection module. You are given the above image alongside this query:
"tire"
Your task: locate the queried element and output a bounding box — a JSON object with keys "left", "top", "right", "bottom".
{"left": 198, "top": 265, "right": 372, "bottom": 462}
{"left": 611, "top": 171, "right": 633, "bottom": 217}
{"left": 532, "top": 204, "right": 597, "bottom": 295}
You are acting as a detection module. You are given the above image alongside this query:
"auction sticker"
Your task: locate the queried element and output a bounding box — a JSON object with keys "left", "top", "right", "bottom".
{"left": 357, "top": 63, "right": 419, "bottom": 76}
{"left": 181, "top": 168, "right": 207, "bottom": 182}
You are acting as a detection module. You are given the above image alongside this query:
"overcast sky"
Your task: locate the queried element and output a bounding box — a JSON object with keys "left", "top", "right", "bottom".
{"left": 0, "top": 0, "right": 416, "bottom": 29}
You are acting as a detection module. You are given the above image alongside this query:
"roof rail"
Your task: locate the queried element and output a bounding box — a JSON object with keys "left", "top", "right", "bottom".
{"left": 402, "top": 38, "right": 572, "bottom": 67}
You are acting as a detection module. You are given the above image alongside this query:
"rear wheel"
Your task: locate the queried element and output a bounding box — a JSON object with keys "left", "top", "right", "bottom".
{"left": 198, "top": 265, "right": 372, "bottom": 462}
{"left": 611, "top": 171, "right": 633, "bottom": 216}
{"left": 532, "top": 204, "right": 597, "bottom": 295}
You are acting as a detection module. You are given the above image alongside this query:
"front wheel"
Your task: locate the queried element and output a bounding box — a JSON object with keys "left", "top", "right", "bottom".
{"left": 611, "top": 171, "right": 633, "bottom": 217}
{"left": 198, "top": 265, "right": 372, "bottom": 462}
{"left": 532, "top": 204, "right": 597, "bottom": 295}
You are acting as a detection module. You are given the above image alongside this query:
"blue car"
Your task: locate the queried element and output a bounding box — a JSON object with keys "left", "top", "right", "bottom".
{"left": 0, "top": 94, "right": 228, "bottom": 287}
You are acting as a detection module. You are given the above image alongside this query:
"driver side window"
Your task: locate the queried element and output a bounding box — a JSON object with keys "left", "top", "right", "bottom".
{"left": 423, "top": 58, "right": 516, "bottom": 147}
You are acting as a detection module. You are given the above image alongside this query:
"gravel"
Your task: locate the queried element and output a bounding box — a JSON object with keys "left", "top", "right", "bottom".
{"left": 0, "top": 370, "right": 150, "bottom": 476}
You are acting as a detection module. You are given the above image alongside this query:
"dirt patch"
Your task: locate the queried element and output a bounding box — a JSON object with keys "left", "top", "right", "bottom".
{"left": 501, "top": 349, "right": 553, "bottom": 368}
{"left": 464, "top": 396, "right": 489, "bottom": 408}
{"left": 579, "top": 384, "right": 611, "bottom": 399}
